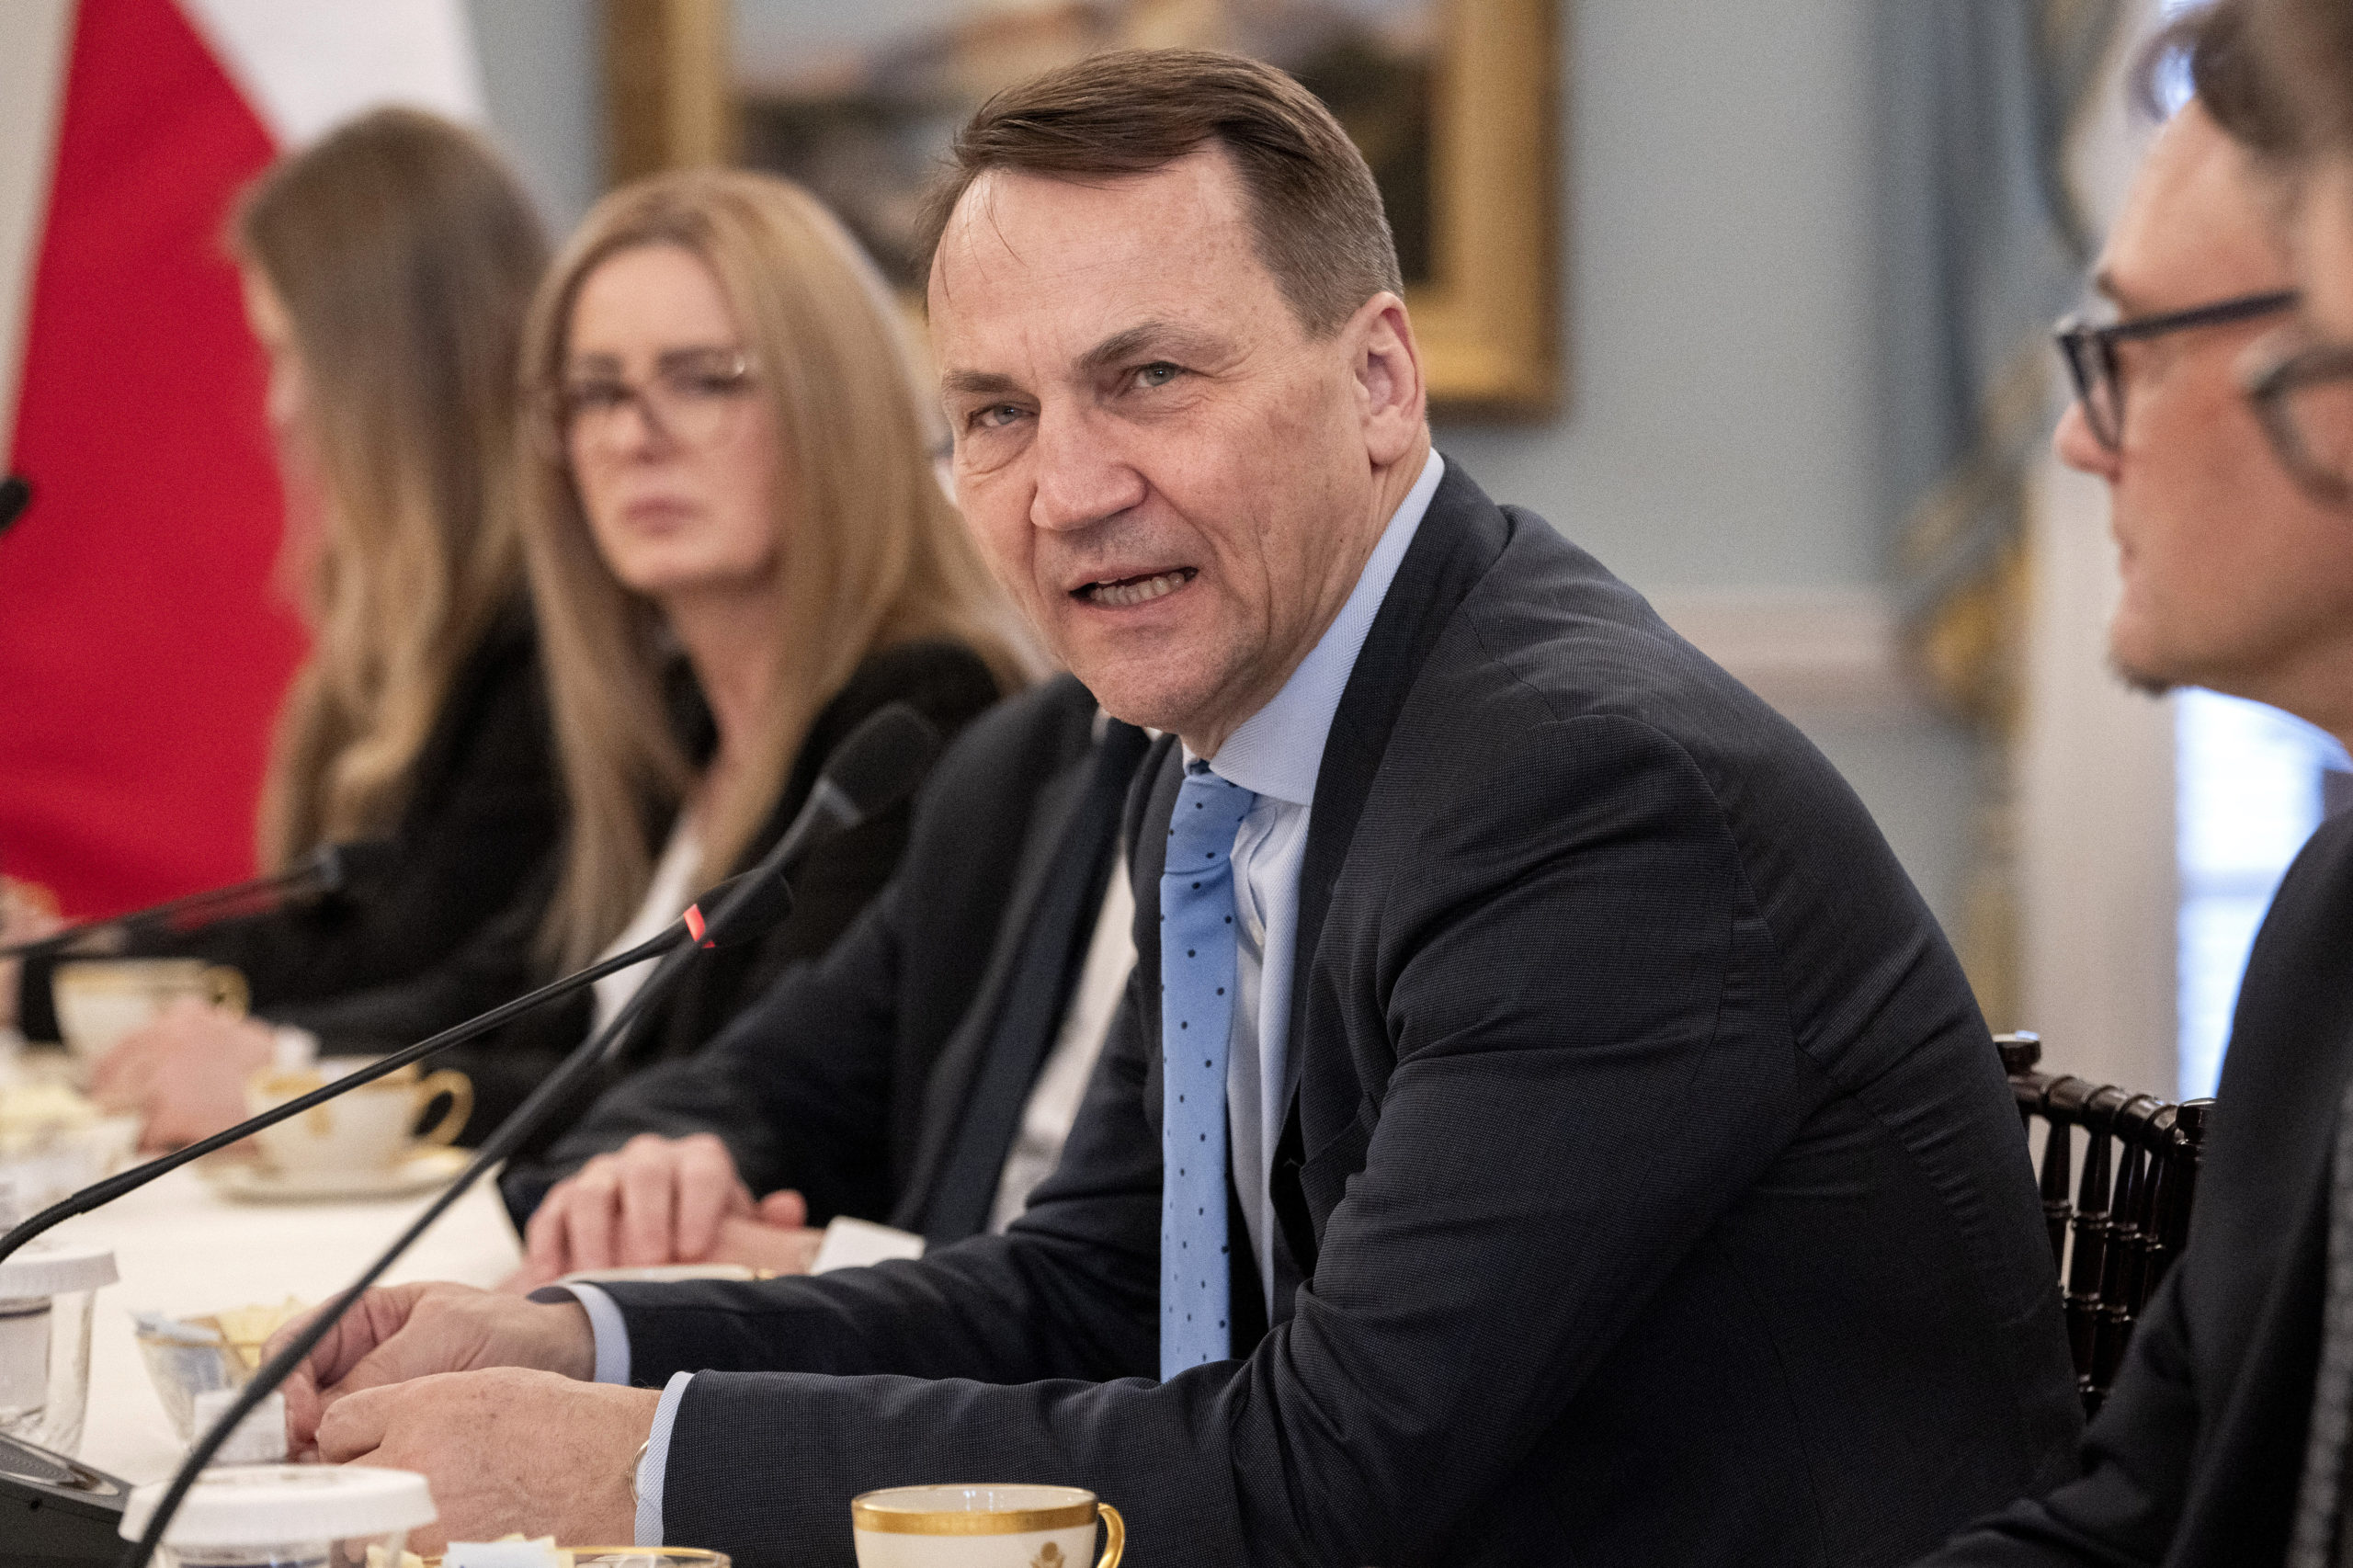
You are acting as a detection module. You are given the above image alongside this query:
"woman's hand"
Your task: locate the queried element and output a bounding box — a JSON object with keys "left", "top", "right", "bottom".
{"left": 91, "top": 997, "right": 277, "bottom": 1149}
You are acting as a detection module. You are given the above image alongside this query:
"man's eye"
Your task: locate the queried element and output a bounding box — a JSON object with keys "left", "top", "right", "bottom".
{"left": 969, "top": 403, "right": 1028, "bottom": 431}
{"left": 1134, "top": 362, "right": 1182, "bottom": 389}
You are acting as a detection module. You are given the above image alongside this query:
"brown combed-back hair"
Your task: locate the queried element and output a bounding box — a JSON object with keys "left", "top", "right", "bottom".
{"left": 235, "top": 107, "right": 549, "bottom": 870}
{"left": 915, "top": 48, "right": 1401, "bottom": 337}
{"left": 2141, "top": 0, "right": 2301, "bottom": 158}
{"left": 522, "top": 168, "right": 1036, "bottom": 968}
{"left": 2253, "top": 0, "right": 2353, "bottom": 155}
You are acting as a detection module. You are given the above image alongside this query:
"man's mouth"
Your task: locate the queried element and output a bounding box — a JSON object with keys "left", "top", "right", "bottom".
{"left": 1074, "top": 568, "right": 1196, "bottom": 608}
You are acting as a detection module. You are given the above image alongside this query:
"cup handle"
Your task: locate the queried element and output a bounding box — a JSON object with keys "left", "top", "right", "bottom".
{"left": 204, "top": 966, "right": 249, "bottom": 1017}
{"left": 1095, "top": 1503, "right": 1124, "bottom": 1568}
{"left": 411, "top": 1069, "right": 473, "bottom": 1146}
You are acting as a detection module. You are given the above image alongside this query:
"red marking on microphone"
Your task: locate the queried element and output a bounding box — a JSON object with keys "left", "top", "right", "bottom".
{"left": 685, "top": 903, "right": 711, "bottom": 948}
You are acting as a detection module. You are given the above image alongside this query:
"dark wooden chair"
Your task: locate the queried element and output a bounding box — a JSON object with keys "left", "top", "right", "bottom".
{"left": 1996, "top": 1031, "right": 2212, "bottom": 1417}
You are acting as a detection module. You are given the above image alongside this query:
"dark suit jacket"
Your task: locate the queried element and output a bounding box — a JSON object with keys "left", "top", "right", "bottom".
{"left": 600, "top": 463, "right": 2082, "bottom": 1568}
{"left": 1920, "top": 811, "right": 2353, "bottom": 1568}
{"left": 496, "top": 674, "right": 1112, "bottom": 1234}
{"left": 440, "top": 638, "right": 1006, "bottom": 1151}
{"left": 17, "top": 604, "right": 559, "bottom": 1054}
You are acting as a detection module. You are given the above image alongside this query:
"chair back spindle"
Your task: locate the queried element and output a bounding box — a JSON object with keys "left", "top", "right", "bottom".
{"left": 1995, "top": 1032, "right": 2211, "bottom": 1416}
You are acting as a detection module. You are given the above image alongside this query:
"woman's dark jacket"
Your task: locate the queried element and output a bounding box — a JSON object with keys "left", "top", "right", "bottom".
{"left": 324, "top": 637, "right": 1007, "bottom": 1152}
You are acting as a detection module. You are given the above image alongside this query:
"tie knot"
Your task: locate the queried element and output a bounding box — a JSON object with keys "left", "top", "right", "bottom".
{"left": 1168, "top": 767, "right": 1256, "bottom": 869}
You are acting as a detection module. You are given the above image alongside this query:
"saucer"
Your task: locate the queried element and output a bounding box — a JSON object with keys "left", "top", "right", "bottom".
{"left": 200, "top": 1145, "right": 469, "bottom": 1203}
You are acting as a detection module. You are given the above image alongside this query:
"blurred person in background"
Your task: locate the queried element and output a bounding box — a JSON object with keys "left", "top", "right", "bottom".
{"left": 0, "top": 108, "right": 560, "bottom": 1151}
{"left": 1915, "top": 5, "right": 2353, "bottom": 1564}
{"left": 421, "top": 167, "right": 1031, "bottom": 1154}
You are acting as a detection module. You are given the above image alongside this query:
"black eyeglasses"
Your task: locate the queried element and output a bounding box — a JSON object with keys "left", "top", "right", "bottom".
{"left": 2245, "top": 334, "right": 2353, "bottom": 506}
{"left": 2053, "top": 290, "right": 2300, "bottom": 450}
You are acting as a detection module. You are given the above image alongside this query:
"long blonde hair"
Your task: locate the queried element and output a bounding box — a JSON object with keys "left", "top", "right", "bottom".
{"left": 237, "top": 108, "right": 549, "bottom": 869}
{"left": 521, "top": 168, "right": 1034, "bottom": 968}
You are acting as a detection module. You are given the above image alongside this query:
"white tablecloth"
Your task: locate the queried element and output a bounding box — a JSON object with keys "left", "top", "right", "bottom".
{"left": 49, "top": 1160, "right": 520, "bottom": 1483}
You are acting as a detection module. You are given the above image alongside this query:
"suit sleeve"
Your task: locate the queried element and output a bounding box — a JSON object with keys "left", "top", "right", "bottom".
{"left": 597, "top": 713, "right": 1824, "bottom": 1568}
{"left": 1914, "top": 1266, "right": 2200, "bottom": 1566}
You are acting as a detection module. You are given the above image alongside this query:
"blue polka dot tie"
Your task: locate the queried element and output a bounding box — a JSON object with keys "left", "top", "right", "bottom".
{"left": 1160, "top": 762, "right": 1256, "bottom": 1380}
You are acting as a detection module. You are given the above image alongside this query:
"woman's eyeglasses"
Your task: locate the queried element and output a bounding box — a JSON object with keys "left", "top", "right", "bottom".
{"left": 539, "top": 348, "right": 758, "bottom": 459}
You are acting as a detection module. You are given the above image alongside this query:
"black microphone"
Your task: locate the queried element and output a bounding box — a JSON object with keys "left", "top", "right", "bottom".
{"left": 119, "top": 702, "right": 943, "bottom": 1566}
{"left": 0, "top": 474, "right": 28, "bottom": 540}
{"left": 2, "top": 838, "right": 399, "bottom": 961}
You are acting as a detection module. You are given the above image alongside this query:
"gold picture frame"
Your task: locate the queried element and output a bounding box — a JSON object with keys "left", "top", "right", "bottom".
{"left": 604, "top": 0, "right": 1561, "bottom": 417}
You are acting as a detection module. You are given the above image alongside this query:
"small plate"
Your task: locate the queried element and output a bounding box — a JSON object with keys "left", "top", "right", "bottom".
{"left": 200, "top": 1145, "right": 468, "bottom": 1203}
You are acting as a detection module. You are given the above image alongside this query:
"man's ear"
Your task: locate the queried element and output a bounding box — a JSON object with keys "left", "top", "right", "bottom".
{"left": 1349, "top": 291, "right": 1427, "bottom": 466}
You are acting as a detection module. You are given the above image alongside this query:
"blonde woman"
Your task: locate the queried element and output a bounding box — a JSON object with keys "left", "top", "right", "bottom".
{"left": 6, "top": 109, "right": 561, "bottom": 1148}
{"left": 437, "top": 168, "right": 1029, "bottom": 1150}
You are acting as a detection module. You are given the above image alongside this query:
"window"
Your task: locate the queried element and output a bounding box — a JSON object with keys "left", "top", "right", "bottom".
{"left": 2176, "top": 689, "right": 2343, "bottom": 1096}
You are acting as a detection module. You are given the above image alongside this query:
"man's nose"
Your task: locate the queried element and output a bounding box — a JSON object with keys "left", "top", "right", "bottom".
{"left": 1029, "top": 405, "right": 1146, "bottom": 531}
{"left": 2053, "top": 400, "right": 2120, "bottom": 481}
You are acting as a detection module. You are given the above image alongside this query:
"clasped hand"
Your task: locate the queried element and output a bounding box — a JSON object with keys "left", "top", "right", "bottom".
{"left": 272, "top": 1282, "right": 655, "bottom": 1551}
{"left": 506, "top": 1131, "right": 823, "bottom": 1290}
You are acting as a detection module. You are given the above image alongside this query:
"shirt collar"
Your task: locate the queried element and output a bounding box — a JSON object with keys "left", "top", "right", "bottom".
{"left": 1189, "top": 449, "right": 1444, "bottom": 806}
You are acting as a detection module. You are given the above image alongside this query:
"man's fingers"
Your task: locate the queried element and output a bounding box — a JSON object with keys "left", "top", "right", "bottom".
{"left": 711, "top": 1214, "right": 824, "bottom": 1276}
{"left": 673, "top": 1137, "right": 747, "bottom": 1261}
{"left": 280, "top": 1361, "right": 325, "bottom": 1453}
{"left": 314, "top": 1382, "right": 394, "bottom": 1464}
{"left": 756, "top": 1187, "right": 809, "bottom": 1229}
{"left": 614, "top": 1143, "right": 678, "bottom": 1267}
{"left": 525, "top": 1186, "right": 578, "bottom": 1278}
{"left": 563, "top": 1160, "right": 621, "bottom": 1272}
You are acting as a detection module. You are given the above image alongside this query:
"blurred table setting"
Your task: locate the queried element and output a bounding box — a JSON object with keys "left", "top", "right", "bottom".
{"left": 0, "top": 1030, "right": 517, "bottom": 1485}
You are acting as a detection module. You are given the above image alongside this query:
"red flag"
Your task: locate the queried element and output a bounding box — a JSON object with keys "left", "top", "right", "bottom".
{"left": 0, "top": 0, "right": 482, "bottom": 920}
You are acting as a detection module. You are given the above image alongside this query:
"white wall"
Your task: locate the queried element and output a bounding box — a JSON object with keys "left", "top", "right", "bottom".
{"left": 465, "top": 0, "right": 604, "bottom": 231}
{"left": 1437, "top": 0, "right": 1883, "bottom": 591}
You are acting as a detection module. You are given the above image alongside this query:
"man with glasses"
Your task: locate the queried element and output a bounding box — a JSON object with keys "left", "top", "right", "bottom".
{"left": 1914, "top": 5, "right": 2353, "bottom": 1564}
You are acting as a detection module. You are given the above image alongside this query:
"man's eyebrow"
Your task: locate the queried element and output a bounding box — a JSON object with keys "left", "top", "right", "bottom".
{"left": 940, "top": 368, "right": 1027, "bottom": 400}
{"left": 1077, "top": 320, "right": 1225, "bottom": 373}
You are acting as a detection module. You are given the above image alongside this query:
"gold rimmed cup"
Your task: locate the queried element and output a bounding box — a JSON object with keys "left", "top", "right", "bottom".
{"left": 849, "top": 1484, "right": 1123, "bottom": 1567}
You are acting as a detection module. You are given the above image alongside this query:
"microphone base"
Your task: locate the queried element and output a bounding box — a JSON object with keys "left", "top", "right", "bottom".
{"left": 0, "top": 1431, "right": 129, "bottom": 1565}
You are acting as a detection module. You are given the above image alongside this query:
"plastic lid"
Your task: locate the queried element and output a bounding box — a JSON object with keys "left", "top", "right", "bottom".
{"left": 191, "top": 1389, "right": 289, "bottom": 1465}
{"left": 0, "top": 1238, "right": 116, "bottom": 1300}
{"left": 119, "top": 1465, "right": 435, "bottom": 1546}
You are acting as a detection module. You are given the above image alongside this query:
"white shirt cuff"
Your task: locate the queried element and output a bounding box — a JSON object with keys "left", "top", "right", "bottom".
{"left": 636, "top": 1370, "right": 694, "bottom": 1546}
{"left": 529, "top": 1283, "right": 630, "bottom": 1386}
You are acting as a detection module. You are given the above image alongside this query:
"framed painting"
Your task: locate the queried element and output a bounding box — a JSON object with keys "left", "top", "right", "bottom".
{"left": 605, "top": 0, "right": 1560, "bottom": 416}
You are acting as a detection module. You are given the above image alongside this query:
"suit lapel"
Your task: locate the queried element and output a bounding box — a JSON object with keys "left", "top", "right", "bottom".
{"left": 1283, "top": 460, "right": 1515, "bottom": 1089}
{"left": 892, "top": 743, "right": 1097, "bottom": 1231}
{"left": 1264, "top": 462, "right": 1515, "bottom": 1308}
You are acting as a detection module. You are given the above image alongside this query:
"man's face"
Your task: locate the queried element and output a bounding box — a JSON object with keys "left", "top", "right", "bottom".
{"left": 928, "top": 150, "right": 1425, "bottom": 751}
{"left": 2057, "top": 103, "right": 2353, "bottom": 708}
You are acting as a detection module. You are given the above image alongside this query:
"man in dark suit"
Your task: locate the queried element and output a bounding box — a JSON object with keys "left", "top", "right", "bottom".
{"left": 493, "top": 673, "right": 1147, "bottom": 1281}
{"left": 1910, "top": 6, "right": 2353, "bottom": 1565}
{"left": 278, "top": 50, "right": 2078, "bottom": 1565}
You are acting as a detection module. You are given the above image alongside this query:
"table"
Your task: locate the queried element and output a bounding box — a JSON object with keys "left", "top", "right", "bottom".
{"left": 48, "top": 1160, "right": 519, "bottom": 1483}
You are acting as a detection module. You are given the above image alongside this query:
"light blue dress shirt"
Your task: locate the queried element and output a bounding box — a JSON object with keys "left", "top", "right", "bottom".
{"left": 565, "top": 449, "right": 1444, "bottom": 1544}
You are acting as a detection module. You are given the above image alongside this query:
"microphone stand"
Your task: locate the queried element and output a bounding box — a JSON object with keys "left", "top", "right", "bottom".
{"left": 2, "top": 840, "right": 391, "bottom": 961}
{"left": 117, "top": 862, "right": 787, "bottom": 1568}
